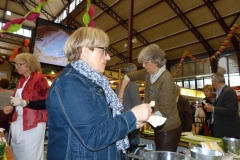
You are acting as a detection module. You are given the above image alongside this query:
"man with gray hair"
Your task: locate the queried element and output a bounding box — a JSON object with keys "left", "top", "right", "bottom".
{"left": 115, "top": 63, "right": 142, "bottom": 158}
{"left": 175, "top": 85, "right": 192, "bottom": 132}
{"left": 204, "top": 72, "right": 240, "bottom": 138}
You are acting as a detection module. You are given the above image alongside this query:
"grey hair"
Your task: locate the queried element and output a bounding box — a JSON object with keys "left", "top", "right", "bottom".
{"left": 124, "top": 63, "right": 137, "bottom": 74}
{"left": 137, "top": 44, "right": 167, "bottom": 67}
{"left": 212, "top": 72, "right": 225, "bottom": 83}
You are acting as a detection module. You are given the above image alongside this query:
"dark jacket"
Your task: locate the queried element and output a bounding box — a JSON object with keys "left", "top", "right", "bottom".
{"left": 213, "top": 85, "right": 240, "bottom": 138}
{"left": 177, "top": 95, "right": 192, "bottom": 132}
{"left": 115, "top": 80, "right": 142, "bottom": 112}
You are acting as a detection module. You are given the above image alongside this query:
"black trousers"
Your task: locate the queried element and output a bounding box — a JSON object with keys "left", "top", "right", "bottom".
{"left": 154, "top": 125, "right": 182, "bottom": 152}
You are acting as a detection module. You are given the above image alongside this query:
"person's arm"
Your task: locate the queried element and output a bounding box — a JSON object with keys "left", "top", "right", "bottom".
{"left": 118, "top": 77, "right": 129, "bottom": 101}
{"left": 118, "top": 69, "right": 147, "bottom": 101}
{"left": 129, "top": 82, "right": 142, "bottom": 107}
{"left": 27, "top": 99, "right": 46, "bottom": 110}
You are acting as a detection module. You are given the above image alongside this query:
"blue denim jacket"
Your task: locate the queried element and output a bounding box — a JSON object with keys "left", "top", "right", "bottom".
{"left": 46, "top": 64, "right": 137, "bottom": 160}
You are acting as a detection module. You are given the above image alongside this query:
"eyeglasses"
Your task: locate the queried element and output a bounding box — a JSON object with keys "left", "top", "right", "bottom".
{"left": 95, "top": 47, "right": 108, "bottom": 56}
{"left": 15, "top": 62, "right": 26, "bottom": 67}
{"left": 142, "top": 60, "right": 151, "bottom": 65}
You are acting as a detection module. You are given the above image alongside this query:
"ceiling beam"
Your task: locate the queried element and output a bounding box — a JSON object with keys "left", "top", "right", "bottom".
{"left": 110, "top": 0, "right": 220, "bottom": 49}
{"left": 114, "top": 11, "right": 238, "bottom": 57}
{"left": 11, "top": 0, "right": 29, "bottom": 14}
{"left": 0, "top": 8, "right": 24, "bottom": 17}
{"left": 164, "top": 0, "right": 217, "bottom": 73}
{"left": 26, "top": 0, "right": 56, "bottom": 20}
{"left": 93, "top": 0, "right": 150, "bottom": 46}
{"left": 105, "top": 0, "right": 164, "bottom": 33}
{"left": 93, "top": 0, "right": 120, "bottom": 20}
{"left": 0, "top": 32, "right": 26, "bottom": 45}
{"left": 60, "top": 0, "right": 86, "bottom": 26}
{"left": 2, "top": 0, "right": 8, "bottom": 20}
{"left": 203, "top": 0, "right": 240, "bottom": 73}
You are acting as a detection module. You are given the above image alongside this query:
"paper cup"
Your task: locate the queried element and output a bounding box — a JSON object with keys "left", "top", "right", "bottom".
{"left": 0, "top": 142, "right": 6, "bottom": 157}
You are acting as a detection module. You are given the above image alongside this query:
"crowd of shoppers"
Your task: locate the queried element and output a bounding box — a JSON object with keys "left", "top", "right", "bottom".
{"left": 1, "top": 27, "right": 240, "bottom": 160}
{"left": 204, "top": 73, "right": 240, "bottom": 138}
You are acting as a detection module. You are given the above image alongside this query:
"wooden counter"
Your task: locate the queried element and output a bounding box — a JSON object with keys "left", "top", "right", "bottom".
{"left": 141, "top": 131, "right": 223, "bottom": 149}
{"left": 0, "top": 133, "right": 15, "bottom": 160}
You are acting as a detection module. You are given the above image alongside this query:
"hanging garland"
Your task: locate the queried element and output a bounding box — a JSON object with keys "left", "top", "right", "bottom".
{"left": 0, "top": 0, "right": 52, "bottom": 35}
{"left": 172, "top": 24, "right": 240, "bottom": 78}
{"left": 83, "top": 0, "right": 95, "bottom": 27}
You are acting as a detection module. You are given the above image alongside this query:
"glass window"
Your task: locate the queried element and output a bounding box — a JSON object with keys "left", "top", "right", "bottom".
{"left": 229, "top": 73, "right": 240, "bottom": 86}
{"left": 189, "top": 79, "right": 195, "bottom": 89}
{"left": 184, "top": 80, "right": 189, "bottom": 88}
{"left": 69, "top": 2, "right": 75, "bottom": 12}
{"left": 228, "top": 54, "right": 238, "bottom": 74}
{"left": 218, "top": 57, "right": 228, "bottom": 74}
{"left": 16, "top": 28, "right": 23, "bottom": 35}
{"left": 176, "top": 81, "right": 182, "bottom": 87}
{"left": 204, "top": 77, "right": 211, "bottom": 85}
{"left": 23, "top": 29, "right": 31, "bottom": 37}
{"left": 197, "top": 78, "right": 203, "bottom": 89}
{"left": 224, "top": 75, "right": 229, "bottom": 86}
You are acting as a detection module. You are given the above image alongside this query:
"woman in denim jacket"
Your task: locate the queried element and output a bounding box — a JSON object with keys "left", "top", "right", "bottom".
{"left": 46, "top": 27, "right": 152, "bottom": 160}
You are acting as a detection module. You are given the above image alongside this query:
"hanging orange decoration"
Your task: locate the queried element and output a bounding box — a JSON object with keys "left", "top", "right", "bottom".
{"left": 172, "top": 24, "right": 240, "bottom": 78}
{"left": 9, "top": 38, "right": 31, "bottom": 60}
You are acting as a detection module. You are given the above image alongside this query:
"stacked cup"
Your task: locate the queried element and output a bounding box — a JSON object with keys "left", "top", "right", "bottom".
{"left": 0, "top": 142, "right": 6, "bottom": 160}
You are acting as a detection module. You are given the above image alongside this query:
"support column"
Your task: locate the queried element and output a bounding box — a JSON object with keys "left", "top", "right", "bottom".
{"left": 127, "top": 0, "right": 134, "bottom": 63}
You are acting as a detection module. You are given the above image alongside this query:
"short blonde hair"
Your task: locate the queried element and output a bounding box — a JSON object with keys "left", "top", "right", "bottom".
{"left": 64, "top": 27, "right": 109, "bottom": 62}
{"left": 15, "top": 53, "right": 41, "bottom": 73}
{"left": 203, "top": 84, "right": 213, "bottom": 92}
{"left": 137, "top": 44, "right": 167, "bottom": 67}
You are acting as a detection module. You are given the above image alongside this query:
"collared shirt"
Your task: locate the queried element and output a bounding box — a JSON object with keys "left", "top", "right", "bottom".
{"left": 215, "top": 84, "right": 226, "bottom": 100}
{"left": 150, "top": 65, "right": 166, "bottom": 84}
{"left": 176, "top": 95, "right": 179, "bottom": 102}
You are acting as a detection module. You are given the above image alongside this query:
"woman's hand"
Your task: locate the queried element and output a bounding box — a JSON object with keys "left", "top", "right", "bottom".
{"left": 3, "top": 106, "right": 14, "bottom": 115}
{"left": 131, "top": 103, "right": 152, "bottom": 124}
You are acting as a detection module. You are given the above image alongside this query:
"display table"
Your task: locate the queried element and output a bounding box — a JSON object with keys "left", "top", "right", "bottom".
{"left": 141, "top": 130, "right": 223, "bottom": 149}
{"left": 0, "top": 133, "right": 15, "bottom": 160}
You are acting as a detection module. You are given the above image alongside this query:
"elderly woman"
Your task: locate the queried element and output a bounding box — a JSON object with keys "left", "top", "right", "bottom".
{"left": 46, "top": 27, "right": 152, "bottom": 160}
{"left": 3, "top": 53, "right": 49, "bottom": 160}
{"left": 202, "top": 84, "right": 215, "bottom": 135}
{"left": 118, "top": 44, "right": 181, "bottom": 151}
